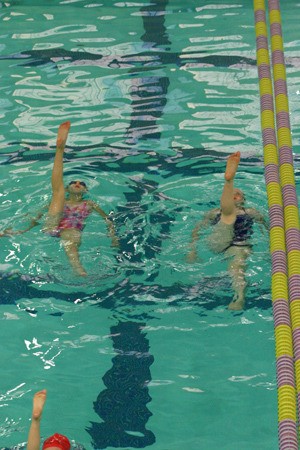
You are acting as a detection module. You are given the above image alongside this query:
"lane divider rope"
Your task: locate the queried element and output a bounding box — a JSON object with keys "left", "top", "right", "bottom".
{"left": 254, "top": 1, "right": 300, "bottom": 448}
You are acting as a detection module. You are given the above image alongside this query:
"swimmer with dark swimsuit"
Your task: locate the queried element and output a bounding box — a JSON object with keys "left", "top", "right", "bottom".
{"left": 187, "top": 151, "right": 267, "bottom": 310}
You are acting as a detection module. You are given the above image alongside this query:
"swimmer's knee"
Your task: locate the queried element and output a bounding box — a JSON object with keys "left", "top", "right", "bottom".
{"left": 60, "top": 229, "right": 81, "bottom": 244}
{"left": 61, "top": 238, "right": 80, "bottom": 250}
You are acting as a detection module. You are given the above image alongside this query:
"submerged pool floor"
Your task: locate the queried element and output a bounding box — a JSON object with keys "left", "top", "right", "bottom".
{"left": 2, "top": 0, "right": 300, "bottom": 448}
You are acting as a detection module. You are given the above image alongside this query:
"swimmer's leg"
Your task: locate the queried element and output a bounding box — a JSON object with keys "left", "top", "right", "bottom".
{"left": 27, "top": 389, "right": 47, "bottom": 450}
{"left": 225, "top": 246, "right": 250, "bottom": 310}
{"left": 60, "top": 229, "right": 87, "bottom": 277}
{"left": 220, "top": 151, "right": 240, "bottom": 224}
{"left": 44, "top": 121, "right": 71, "bottom": 232}
{"left": 208, "top": 152, "right": 241, "bottom": 253}
{"left": 207, "top": 222, "right": 233, "bottom": 253}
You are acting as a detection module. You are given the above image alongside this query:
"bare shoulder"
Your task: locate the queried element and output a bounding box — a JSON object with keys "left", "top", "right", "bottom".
{"left": 245, "top": 207, "right": 265, "bottom": 220}
{"left": 87, "top": 199, "right": 101, "bottom": 210}
{"left": 198, "top": 208, "right": 219, "bottom": 226}
{"left": 205, "top": 208, "right": 220, "bottom": 219}
{"left": 88, "top": 200, "right": 108, "bottom": 217}
{"left": 245, "top": 207, "right": 260, "bottom": 215}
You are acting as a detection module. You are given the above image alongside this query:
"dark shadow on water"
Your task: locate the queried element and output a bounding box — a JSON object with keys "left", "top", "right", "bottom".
{"left": 0, "top": 271, "right": 271, "bottom": 313}
{"left": 87, "top": 321, "right": 155, "bottom": 449}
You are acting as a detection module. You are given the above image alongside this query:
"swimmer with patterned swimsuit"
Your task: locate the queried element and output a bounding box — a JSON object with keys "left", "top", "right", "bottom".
{"left": 187, "top": 152, "right": 268, "bottom": 310}
{"left": 41, "top": 122, "right": 119, "bottom": 276}
{"left": 49, "top": 201, "right": 91, "bottom": 237}
{"left": 0, "top": 122, "right": 119, "bottom": 276}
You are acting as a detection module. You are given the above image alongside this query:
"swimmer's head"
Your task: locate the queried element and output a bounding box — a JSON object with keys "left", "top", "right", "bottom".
{"left": 42, "top": 432, "right": 71, "bottom": 450}
{"left": 233, "top": 188, "right": 245, "bottom": 205}
{"left": 66, "top": 180, "right": 88, "bottom": 194}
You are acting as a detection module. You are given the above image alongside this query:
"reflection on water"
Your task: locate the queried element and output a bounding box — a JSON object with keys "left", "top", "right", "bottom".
{"left": 0, "top": 0, "right": 282, "bottom": 449}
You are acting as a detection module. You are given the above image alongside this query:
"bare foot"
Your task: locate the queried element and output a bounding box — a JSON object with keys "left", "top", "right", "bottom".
{"left": 77, "top": 268, "right": 88, "bottom": 277}
{"left": 225, "top": 151, "right": 240, "bottom": 181}
{"left": 56, "top": 121, "right": 71, "bottom": 150}
{"left": 228, "top": 299, "right": 245, "bottom": 311}
{"left": 32, "top": 389, "right": 47, "bottom": 420}
{"left": 72, "top": 263, "right": 88, "bottom": 277}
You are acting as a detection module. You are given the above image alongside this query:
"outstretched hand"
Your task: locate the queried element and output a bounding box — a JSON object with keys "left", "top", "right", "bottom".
{"left": 0, "top": 228, "right": 16, "bottom": 237}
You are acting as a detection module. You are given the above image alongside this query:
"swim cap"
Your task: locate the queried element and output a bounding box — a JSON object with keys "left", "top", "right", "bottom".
{"left": 42, "top": 433, "right": 71, "bottom": 450}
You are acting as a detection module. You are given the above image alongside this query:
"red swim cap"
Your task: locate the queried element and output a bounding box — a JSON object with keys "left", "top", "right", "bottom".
{"left": 42, "top": 433, "right": 71, "bottom": 450}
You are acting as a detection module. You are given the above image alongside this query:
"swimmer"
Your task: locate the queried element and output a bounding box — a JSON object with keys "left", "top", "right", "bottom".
{"left": 27, "top": 389, "right": 70, "bottom": 450}
{"left": 186, "top": 151, "right": 267, "bottom": 310}
{"left": 1, "top": 121, "right": 119, "bottom": 276}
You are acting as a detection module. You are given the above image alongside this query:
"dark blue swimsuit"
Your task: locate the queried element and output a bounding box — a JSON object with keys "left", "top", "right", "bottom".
{"left": 211, "top": 208, "right": 254, "bottom": 248}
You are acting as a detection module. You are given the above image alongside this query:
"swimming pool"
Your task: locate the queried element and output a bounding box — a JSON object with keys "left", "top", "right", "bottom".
{"left": 1, "top": 1, "right": 300, "bottom": 449}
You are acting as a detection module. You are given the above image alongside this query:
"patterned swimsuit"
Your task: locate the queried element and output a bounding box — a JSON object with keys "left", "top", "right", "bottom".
{"left": 48, "top": 201, "right": 91, "bottom": 237}
{"left": 58, "top": 201, "right": 91, "bottom": 232}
